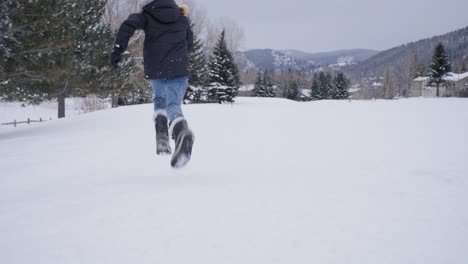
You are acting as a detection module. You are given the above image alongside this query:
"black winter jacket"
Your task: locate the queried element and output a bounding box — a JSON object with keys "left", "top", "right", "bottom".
{"left": 114, "top": 0, "right": 193, "bottom": 80}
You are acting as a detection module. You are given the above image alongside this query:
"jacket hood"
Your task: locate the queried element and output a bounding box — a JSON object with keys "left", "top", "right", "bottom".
{"left": 143, "top": 0, "right": 182, "bottom": 24}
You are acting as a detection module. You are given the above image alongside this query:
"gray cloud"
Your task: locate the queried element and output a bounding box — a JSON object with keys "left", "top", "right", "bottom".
{"left": 193, "top": 0, "right": 468, "bottom": 52}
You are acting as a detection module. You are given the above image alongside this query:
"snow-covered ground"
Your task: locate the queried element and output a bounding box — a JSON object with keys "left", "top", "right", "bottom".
{"left": 238, "top": 84, "right": 255, "bottom": 92}
{"left": 0, "top": 97, "right": 110, "bottom": 124}
{"left": 1, "top": 98, "right": 467, "bottom": 264}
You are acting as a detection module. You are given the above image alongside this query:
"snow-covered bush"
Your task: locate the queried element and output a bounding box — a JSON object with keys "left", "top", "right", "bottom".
{"left": 78, "top": 96, "right": 110, "bottom": 113}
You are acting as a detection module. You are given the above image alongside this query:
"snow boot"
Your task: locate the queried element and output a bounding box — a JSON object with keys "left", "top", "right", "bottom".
{"left": 169, "top": 117, "right": 194, "bottom": 168}
{"left": 154, "top": 112, "right": 172, "bottom": 155}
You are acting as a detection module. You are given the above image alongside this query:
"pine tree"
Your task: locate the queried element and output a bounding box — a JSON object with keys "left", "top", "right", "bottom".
{"left": 1, "top": 0, "right": 62, "bottom": 104}
{"left": 311, "top": 72, "right": 337, "bottom": 100}
{"left": 329, "top": 77, "right": 340, "bottom": 99}
{"left": 285, "top": 79, "right": 299, "bottom": 100}
{"left": 310, "top": 75, "right": 321, "bottom": 100}
{"left": 0, "top": 0, "right": 122, "bottom": 118}
{"left": 428, "top": 43, "right": 452, "bottom": 97}
{"left": 207, "top": 30, "right": 241, "bottom": 103}
{"left": 185, "top": 22, "right": 208, "bottom": 104}
{"left": 332, "top": 72, "right": 350, "bottom": 99}
{"left": 315, "top": 72, "right": 332, "bottom": 100}
{"left": 263, "top": 70, "right": 275, "bottom": 97}
{"left": 253, "top": 71, "right": 266, "bottom": 97}
{"left": 189, "top": 29, "right": 208, "bottom": 87}
{"left": 0, "top": 0, "right": 11, "bottom": 88}
{"left": 253, "top": 70, "right": 275, "bottom": 98}
{"left": 77, "top": 1, "right": 135, "bottom": 99}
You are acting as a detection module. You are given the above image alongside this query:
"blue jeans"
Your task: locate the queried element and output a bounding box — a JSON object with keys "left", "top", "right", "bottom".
{"left": 150, "top": 76, "right": 189, "bottom": 124}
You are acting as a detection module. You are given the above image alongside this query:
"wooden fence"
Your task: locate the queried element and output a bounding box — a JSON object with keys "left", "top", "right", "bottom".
{"left": 1, "top": 118, "right": 52, "bottom": 127}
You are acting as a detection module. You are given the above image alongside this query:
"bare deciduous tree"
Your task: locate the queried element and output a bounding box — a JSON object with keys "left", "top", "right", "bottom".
{"left": 205, "top": 17, "right": 245, "bottom": 54}
{"left": 104, "top": 0, "right": 141, "bottom": 31}
{"left": 384, "top": 67, "right": 395, "bottom": 99}
{"left": 177, "top": 0, "right": 208, "bottom": 38}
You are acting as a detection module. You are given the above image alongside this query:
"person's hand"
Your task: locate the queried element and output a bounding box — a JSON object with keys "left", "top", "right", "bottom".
{"left": 111, "top": 50, "right": 122, "bottom": 68}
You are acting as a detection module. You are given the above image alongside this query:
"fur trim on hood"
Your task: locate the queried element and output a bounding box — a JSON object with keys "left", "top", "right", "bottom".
{"left": 179, "top": 4, "right": 189, "bottom": 16}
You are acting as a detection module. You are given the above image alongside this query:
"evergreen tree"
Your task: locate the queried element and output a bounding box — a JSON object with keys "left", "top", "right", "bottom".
{"left": 0, "top": 0, "right": 11, "bottom": 87}
{"left": 207, "top": 30, "right": 241, "bottom": 103}
{"left": 1, "top": 0, "right": 62, "bottom": 104}
{"left": 0, "top": 0, "right": 123, "bottom": 118}
{"left": 185, "top": 22, "right": 208, "bottom": 104}
{"left": 332, "top": 72, "right": 350, "bottom": 99}
{"left": 111, "top": 28, "right": 150, "bottom": 107}
{"left": 285, "top": 79, "right": 299, "bottom": 100}
{"left": 428, "top": 43, "right": 452, "bottom": 97}
{"left": 314, "top": 72, "right": 332, "bottom": 100}
{"left": 310, "top": 75, "right": 321, "bottom": 100}
{"left": 279, "top": 69, "right": 297, "bottom": 100}
{"left": 77, "top": 1, "right": 135, "bottom": 103}
{"left": 263, "top": 70, "right": 275, "bottom": 97}
{"left": 189, "top": 29, "right": 208, "bottom": 87}
{"left": 329, "top": 77, "right": 340, "bottom": 99}
{"left": 253, "top": 70, "right": 274, "bottom": 97}
{"left": 253, "top": 71, "right": 266, "bottom": 97}
{"left": 108, "top": 52, "right": 137, "bottom": 107}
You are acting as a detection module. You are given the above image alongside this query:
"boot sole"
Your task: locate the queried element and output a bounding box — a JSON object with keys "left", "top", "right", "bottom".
{"left": 171, "top": 131, "right": 194, "bottom": 169}
{"left": 157, "top": 149, "right": 172, "bottom": 155}
{"left": 157, "top": 143, "right": 172, "bottom": 155}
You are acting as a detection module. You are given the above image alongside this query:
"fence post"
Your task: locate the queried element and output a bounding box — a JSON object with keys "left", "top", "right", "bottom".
{"left": 40, "top": 118, "right": 42, "bottom": 122}
{"left": 27, "top": 118, "right": 30, "bottom": 125}
{"left": 14, "top": 120, "right": 16, "bottom": 127}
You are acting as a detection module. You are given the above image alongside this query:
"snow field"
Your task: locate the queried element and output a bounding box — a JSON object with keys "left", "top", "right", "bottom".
{"left": 1, "top": 97, "right": 467, "bottom": 264}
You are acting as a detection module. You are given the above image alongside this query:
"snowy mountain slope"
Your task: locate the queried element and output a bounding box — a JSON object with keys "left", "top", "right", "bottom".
{"left": 242, "top": 49, "right": 315, "bottom": 71}
{"left": 346, "top": 26, "right": 468, "bottom": 79}
{"left": 239, "top": 48, "right": 378, "bottom": 72}
{"left": 282, "top": 49, "right": 379, "bottom": 65}
{"left": 1, "top": 98, "right": 468, "bottom": 264}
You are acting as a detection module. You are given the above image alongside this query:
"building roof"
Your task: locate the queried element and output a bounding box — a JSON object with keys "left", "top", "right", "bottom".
{"left": 300, "top": 89, "right": 311, "bottom": 98}
{"left": 414, "top": 72, "right": 468, "bottom": 82}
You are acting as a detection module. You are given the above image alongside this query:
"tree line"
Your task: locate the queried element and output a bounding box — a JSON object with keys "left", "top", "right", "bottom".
{"left": 0, "top": 0, "right": 244, "bottom": 116}
{"left": 1, "top": 0, "right": 461, "bottom": 120}
{"left": 248, "top": 69, "right": 350, "bottom": 101}
{"left": 185, "top": 29, "right": 241, "bottom": 104}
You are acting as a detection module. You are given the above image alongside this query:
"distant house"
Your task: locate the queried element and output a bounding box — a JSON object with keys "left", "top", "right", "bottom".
{"left": 297, "top": 89, "right": 311, "bottom": 101}
{"left": 410, "top": 72, "right": 468, "bottom": 97}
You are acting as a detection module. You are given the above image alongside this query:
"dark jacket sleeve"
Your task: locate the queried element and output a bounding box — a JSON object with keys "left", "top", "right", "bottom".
{"left": 114, "top": 13, "right": 147, "bottom": 52}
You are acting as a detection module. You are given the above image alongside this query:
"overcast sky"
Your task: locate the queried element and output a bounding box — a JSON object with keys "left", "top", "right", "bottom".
{"left": 193, "top": 0, "right": 468, "bottom": 53}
